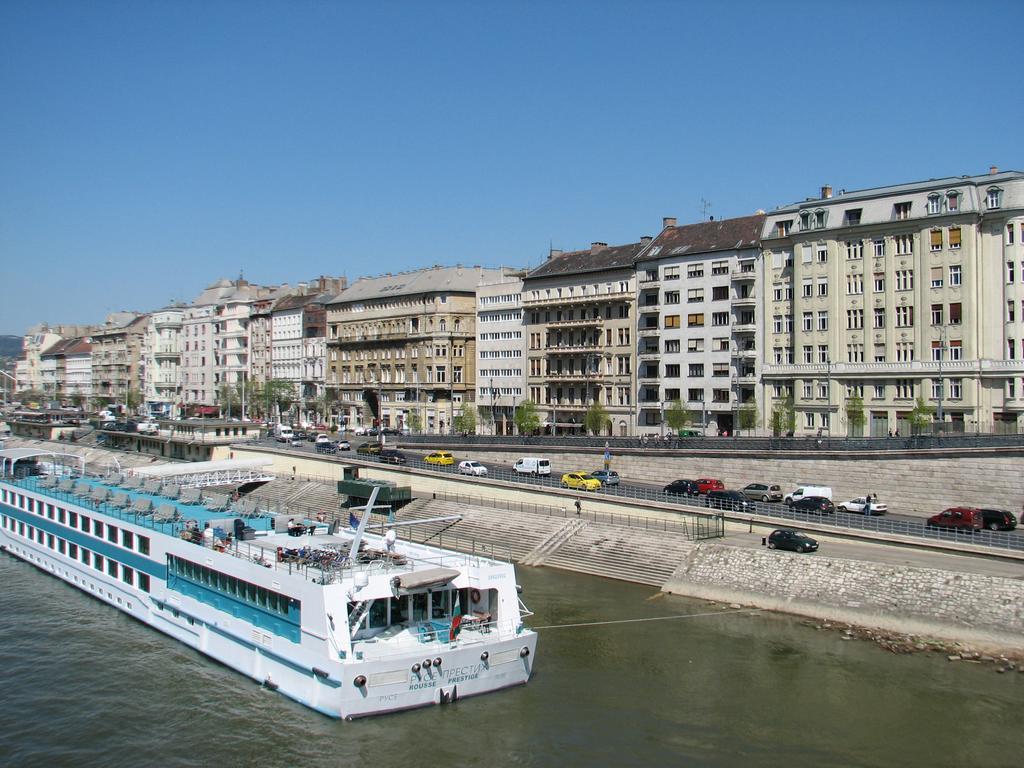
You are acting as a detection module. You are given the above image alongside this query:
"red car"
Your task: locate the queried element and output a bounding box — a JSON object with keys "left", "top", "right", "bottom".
{"left": 926, "top": 507, "right": 983, "bottom": 532}
{"left": 695, "top": 478, "right": 725, "bottom": 494}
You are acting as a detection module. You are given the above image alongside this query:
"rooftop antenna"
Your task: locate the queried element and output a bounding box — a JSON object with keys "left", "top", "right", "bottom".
{"left": 699, "top": 197, "right": 713, "bottom": 221}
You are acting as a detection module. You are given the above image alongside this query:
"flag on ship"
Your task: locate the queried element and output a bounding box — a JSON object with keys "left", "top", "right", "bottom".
{"left": 349, "top": 512, "right": 360, "bottom": 529}
{"left": 449, "top": 593, "right": 463, "bottom": 641}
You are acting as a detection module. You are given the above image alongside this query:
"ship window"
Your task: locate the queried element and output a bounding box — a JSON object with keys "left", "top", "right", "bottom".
{"left": 138, "top": 536, "right": 150, "bottom": 555}
{"left": 139, "top": 574, "right": 150, "bottom": 593}
{"left": 81, "top": 549, "right": 90, "bottom": 566}
{"left": 69, "top": 543, "right": 78, "bottom": 559}
{"left": 93, "top": 553, "right": 104, "bottom": 572}
{"left": 431, "top": 590, "right": 449, "bottom": 619}
{"left": 107, "top": 525, "right": 118, "bottom": 544}
{"left": 369, "top": 599, "right": 388, "bottom": 628}
{"left": 80, "top": 514, "right": 90, "bottom": 532}
{"left": 107, "top": 559, "right": 119, "bottom": 577}
{"left": 122, "top": 566, "right": 134, "bottom": 586}
{"left": 93, "top": 519, "right": 103, "bottom": 537}
{"left": 69, "top": 511, "right": 78, "bottom": 527}
{"left": 122, "top": 530, "right": 134, "bottom": 549}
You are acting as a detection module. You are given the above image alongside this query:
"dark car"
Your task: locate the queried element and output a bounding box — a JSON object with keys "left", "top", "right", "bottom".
{"left": 767, "top": 529, "right": 819, "bottom": 553}
{"left": 356, "top": 442, "right": 382, "bottom": 456}
{"left": 704, "top": 490, "right": 752, "bottom": 512}
{"left": 695, "top": 478, "right": 725, "bottom": 494}
{"left": 790, "top": 496, "right": 835, "bottom": 515}
{"left": 315, "top": 442, "right": 337, "bottom": 454}
{"left": 926, "top": 507, "right": 983, "bottom": 532}
{"left": 978, "top": 508, "right": 1017, "bottom": 531}
{"left": 590, "top": 470, "right": 620, "bottom": 486}
{"left": 379, "top": 448, "right": 407, "bottom": 465}
{"left": 664, "top": 479, "right": 700, "bottom": 497}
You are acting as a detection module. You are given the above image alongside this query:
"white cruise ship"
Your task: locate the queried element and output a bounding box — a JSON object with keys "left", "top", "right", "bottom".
{"left": 0, "top": 448, "right": 537, "bottom": 719}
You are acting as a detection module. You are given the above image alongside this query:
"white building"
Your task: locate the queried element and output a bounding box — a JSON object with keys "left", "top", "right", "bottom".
{"left": 475, "top": 272, "right": 527, "bottom": 434}
{"left": 635, "top": 215, "right": 765, "bottom": 436}
{"left": 143, "top": 307, "right": 184, "bottom": 417}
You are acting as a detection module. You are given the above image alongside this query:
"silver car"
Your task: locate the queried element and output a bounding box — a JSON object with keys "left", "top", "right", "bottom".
{"left": 458, "top": 460, "right": 488, "bottom": 476}
{"left": 741, "top": 483, "right": 783, "bottom": 502}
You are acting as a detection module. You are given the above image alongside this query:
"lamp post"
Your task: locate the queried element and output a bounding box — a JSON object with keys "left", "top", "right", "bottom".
{"left": 936, "top": 325, "right": 946, "bottom": 433}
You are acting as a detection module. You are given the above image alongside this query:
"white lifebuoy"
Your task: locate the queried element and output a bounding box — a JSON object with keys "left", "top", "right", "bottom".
{"left": 470, "top": 588, "right": 481, "bottom": 603}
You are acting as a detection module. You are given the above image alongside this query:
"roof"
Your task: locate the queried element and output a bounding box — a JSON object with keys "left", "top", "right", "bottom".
{"left": 40, "top": 338, "right": 80, "bottom": 358}
{"left": 524, "top": 242, "right": 643, "bottom": 280}
{"left": 272, "top": 293, "right": 327, "bottom": 313}
{"left": 329, "top": 266, "right": 507, "bottom": 304}
{"left": 641, "top": 214, "right": 765, "bottom": 261}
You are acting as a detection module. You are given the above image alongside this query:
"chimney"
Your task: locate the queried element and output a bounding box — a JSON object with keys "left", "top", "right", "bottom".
{"left": 640, "top": 235, "right": 652, "bottom": 246}
{"left": 548, "top": 248, "right": 563, "bottom": 261}
{"left": 989, "top": 165, "right": 999, "bottom": 175}
{"left": 590, "top": 242, "right": 608, "bottom": 254}
{"left": 662, "top": 216, "right": 677, "bottom": 229}
{"left": 821, "top": 185, "right": 833, "bottom": 199}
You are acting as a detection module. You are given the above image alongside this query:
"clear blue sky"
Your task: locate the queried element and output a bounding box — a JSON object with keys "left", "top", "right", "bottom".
{"left": 1, "top": 0, "right": 1021, "bottom": 335}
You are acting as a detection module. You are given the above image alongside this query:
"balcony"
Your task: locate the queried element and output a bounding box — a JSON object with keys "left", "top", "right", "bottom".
{"left": 637, "top": 326, "right": 661, "bottom": 337}
{"left": 731, "top": 266, "right": 756, "bottom": 281}
{"left": 732, "top": 322, "right": 756, "bottom": 334}
{"left": 637, "top": 370, "right": 659, "bottom": 381}
{"left": 522, "top": 288, "right": 633, "bottom": 308}
{"left": 731, "top": 346, "right": 757, "bottom": 359}
{"left": 731, "top": 293, "right": 756, "bottom": 307}
{"left": 545, "top": 343, "right": 602, "bottom": 355}
{"left": 546, "top": 317, "right": 603, "bottom": 328}
{"left": 637, "top": 347, "right": 660, "bottom": 360}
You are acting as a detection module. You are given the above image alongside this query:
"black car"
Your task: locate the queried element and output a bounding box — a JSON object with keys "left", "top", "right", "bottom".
{"left": 979, "top": 508, "right": 1018, "bottom": 531}
{"left": 664, "top": 479, "right": 700, "bottom": 497}
{"left": 704, "top": 490, "right": 752, "bottom": 512}
{"left": 379, "top": 449, "right": 407, "bottom": 465}
{"left": 790, "top": 496, "right": 835, "bottom": 515}
{"left": 315, "top": 442, "right": 337, "bottom": 454}
{"left": 767, "top": 529, "right": 819, "bottom": 553}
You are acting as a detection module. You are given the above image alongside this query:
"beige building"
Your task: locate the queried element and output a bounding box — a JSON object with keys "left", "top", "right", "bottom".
{"left": 523, "top": 241, "right": 642, "bottom": 436}
{"left": 760, "top": 168, "right": 1024, "bottom": 436}
{"left": 91, "top": 312, "right": 149, "bottom": 408}
{"left": 326, "top": 266, "right": 508, "bottom": 434}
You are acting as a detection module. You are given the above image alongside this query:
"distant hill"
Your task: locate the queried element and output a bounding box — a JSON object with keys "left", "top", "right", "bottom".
{"left": 0, "top": 335, "right": 23, "bottom": 359}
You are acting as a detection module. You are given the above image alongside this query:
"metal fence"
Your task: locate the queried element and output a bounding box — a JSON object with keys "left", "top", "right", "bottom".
{"left": 273, "top": 439, "right": 1024, "bottom": 554}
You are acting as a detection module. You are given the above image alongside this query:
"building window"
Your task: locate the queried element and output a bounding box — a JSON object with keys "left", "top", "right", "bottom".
{"left": 814, "top": 210, "right": 826, "bottom": 228}
{"left": 896, "top": 306, "right": 914, "bottom": 328}
{"left": 931, "top": 304, "right": 943, "bottom": 325}
{"left": 688, "top": 288, "right": 704, "bottom": 302}
{"left": 846, "top": 309, "right": 863, "bottom": 329}
{"left": 803, "top": 345, "right": 813, "bottom": 363}
{"left": 775, "top": 220, "right": 793, "bottom": 237}
{"left": 817, "top": 280, "right": 828, "bottom": 297}
{"left": 773, "top": 315, "right": 783, "bottom": 333}
{"left": 711, "top": 286, "right": 729, "bottom": 301}
{"left": 947, "top": 191, "right": 959, "bottom": 211}
{"left": 688, "top": 363, "right": 705, "bottom": 377}
{"left": 801, "top": 244, "right": 813, "bottom": 264}
{"left": 874, "top": 274, "right": 885, "bottom": 293}
{"left": 712, "top": 261, "right": 729, "bottom": 275}
{"left": 687, "top": 265, "right": 704, "bottom": 279}
{"left": 930, "top": 229, "right": 943, "bottom": 251}
{"left": 894, "top": 201, "right": 912, "bottom": 220}
{"left": 802, "top": 280, "right": 813, "bottom": 298}
{"left": 665, "top": 315, "right": 681, "bottom": 328}
{"left": 949, "top": 265, "right": 961, "bottom": 286}
{"left": 931, "top": 267, "right": 943, "bottom": 288}
{"left": 805, "top": 412, "right": 816, "bottom": 428}
{"left": 1008, "top": 223, "right": 1017, "bottom": 245}
{"left": 874, "top": 308, "right": 885, "bottom": 329}
{"left": 873, "top": 384, "right": 885, "bottom": 399}
{"left": 894, "top": 234, "right": 913, "bottom": 255}
{"left": 1008, "top": 261, "right": 1016, "bottom": 284}
{"left": 927, "top": 195, "right": 942, "bottom": 215}
{"left": 685, "top": 314, "right": 702, "bottom": 327}
{"left": 817, "top": 311, "right": 828, "bottom": 331}
{"left": 800, "top": 211, "right": 811, "bottom": 230}
{"left": 895, "top": 379, "right": 914, "bottom": 399}
{"left": 987, "top": 187, "right": 1002, "bottom": 209}
{"left": 949, "top": 340, "right": 962, "bottom": 360}
{"left": 948, "top": 302, "right": 961, "bottom": 325}
{"left": 816, "top": 245, "right": 828, "bottom": 263}
{"left": 711, "top": 312, "right": 729, "bottom": 327}
{"left": 873, "top": 239, "right": 885, "bottom": 258}
{"left": 803, "top": 381, "right": 813, "bottom": 399}
{"left": 846, "top": 240, "right": 863, "bottom": 259}
{"left": 688, "top": 388, "right": 704, "bottom": 402}
{"left": 802, "top": 312, "right": 813, "bottom": 331}
{"left": 895, "top": 270, "right": 914, "bottom": 291}
{"left": 846, "top": 275, "right": 863, "bottom": 295}
{"left": 845, "top": 209, "right": 862, "bottom": 226}
{"left": 949, "top": 379, "right": 962, "bottom": 399}
{"left": 948, "top": 227, "right": 961, "bottom": 249}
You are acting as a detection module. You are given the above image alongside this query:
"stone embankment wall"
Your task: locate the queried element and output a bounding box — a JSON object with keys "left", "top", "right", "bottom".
{"left": 664, "top": 544, "right": 1024, "bottom": 651}
{"left": 392, "top": 444, "right": 1024, "bottom": 519}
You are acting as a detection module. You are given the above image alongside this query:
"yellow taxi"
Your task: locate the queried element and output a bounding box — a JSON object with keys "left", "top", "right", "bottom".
{"left": 561, "top": 472, "right": 602, "bottom": 491}
{"left": 424, "top": 451, "right": 455, "bottom": 466}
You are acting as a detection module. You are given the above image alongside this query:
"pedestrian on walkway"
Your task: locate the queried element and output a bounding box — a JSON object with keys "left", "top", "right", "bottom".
{"left": 575, "top": 499, "right": 582, "bottom": 516}
{"left": 864, "top": 493, "right": 872, "bottom": 516}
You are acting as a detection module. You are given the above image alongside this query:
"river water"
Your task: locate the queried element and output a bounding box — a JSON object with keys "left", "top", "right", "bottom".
{"left": 0, "top": 554, "right": 1018, "bottom": 767}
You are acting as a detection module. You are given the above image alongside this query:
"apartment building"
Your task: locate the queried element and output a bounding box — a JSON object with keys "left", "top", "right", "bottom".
{"left": 39, "top": 338, "right": 80, "bottom": 401}
{"left": 326, "top": 266, "right": 507, "bottom": 434}
{"left": 475, "top": 272, "right": 527, "bottom": 434}
{"left": 143, "top": 307, "right": 184, "bottom": 417}
{"left": 271, "top": 293, "right": 328, "bottom": 423}
{"left": 523, "top": 242, "right": 641, "bottom": 436}
{"left": 15, "top": 323, "right": 92, "bottom": 395}
{"left": 248, "top": 296, "right": 275, "bottom": 386}
{"left": 63, "top": 339, "right": 93, "bottom": 404}
{"left": 760, "top": 168, "right": 1024, "bottom": 436}
{"left": 635, "top": 214, "right": 765, "bottom": 436}
{"left": 90, "top": 313, "right": 149, "bottom": 407}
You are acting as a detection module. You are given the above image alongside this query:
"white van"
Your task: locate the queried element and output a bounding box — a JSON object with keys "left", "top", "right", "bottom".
{"left": 513, "top": 457, "right": 551, "bottom": 476}
{"left": 784, "top": 485, "right": 833, "bottom": 505}
{"left": 274, "top": 424, "right": 294, "bottom": 443}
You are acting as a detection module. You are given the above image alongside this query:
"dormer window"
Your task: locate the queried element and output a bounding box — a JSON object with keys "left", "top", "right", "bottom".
{"left": 775, "top": 219, "right": 793, "bottom": 237}
{"left": 927, "top": 194, "right": 942, "bottom": 215}
{"left": 844, "top": 208, "right": 862, "bottom": 226}
{"left": 987, "top": 187, "right": 1003, "bottom": 210}
{"left": 946, "top": 190, "right": 959, "bottom": 212}
{"left": 894, "top": 201, "right": 912, "bottom": 220}
{"left": 799, "top": 211, "right": 811, "bottom": 231}
{"left": 813, "top": 209, "right": 826, "bottom": 228}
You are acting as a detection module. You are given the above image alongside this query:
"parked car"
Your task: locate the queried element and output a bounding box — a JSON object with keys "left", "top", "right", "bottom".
{"left": 741, "top": 483, "right": 783, "bottom": 503}
{"left": 784, "top": 485, "right": 833, "bottom": 505}
{"left": 314, "top": 433, "right": 332, "bottom": 444}
{"left": 704, "top": 490, "right": 752, "bottom": 512}
{"left": 315, "top": 442, "right": 337, "bottom": 454}
{"left": 334, "top": 439, "right": 351, "bottom": 451}
{"left": 425, "top": 451, "right": 455, "bottom": 466}
{"left": 458, "top": 460, "right": 488, "bottom": 476}
{"left": 677, "top": 429, "right": 700, "bottom": 437}
{"left": 695, "top": 478, "right": 725, "bottom": 494}
{"left": 379, "top": 449, "right": 407, "bottom": 465}
{"left": 561, "top": 472, "right": 602, "bottom": 491}
{"left": 353, "top": 426, "right": 368, "bottom": 435}
{"left": 926, "top": 507, "right": 983, "bottom": 532}
{"left": 356, "top": 442, "right": 382, "bottom": 456}
{"left": 664, "top": 479, "right": 700, "bottom": 497}
{"left": 978, "top": 508, "right": 1018, "bottom": 531}
{"left": 790, "top": 496, "right": 835, "bottom": 515}
{"left": 767, "top": 529, "right": 819, "bottom": 553}
{"left": 590, "top": 469, "right": 620, "bottom": 486}
{"left": 513, "top": 457, "right": 551, "bottom": 476}
{"left": 837, "top": 497, "right": 888, "bottom": 515}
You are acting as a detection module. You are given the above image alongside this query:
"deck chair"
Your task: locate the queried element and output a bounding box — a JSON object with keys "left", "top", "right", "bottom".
{"left": 152, "top": 504, "right": 180, "bottom": 523}
{"left": 57, "top": 479, "right": 76, "bottom": 493}
{"left": 38, "top": 475, "right": 59, "bottom": 489}
{"left": 142, "top": 480, "right": 163, "bottom": 495}
{"left": 90, "top": 487, "right": 110, "bottom": 505}
{"left": 180, "top": 487, "right": 202, "bottom": 505}
{"left": 120, "top": 476, "right": 142, "bottom": 490}
{"left": 73, "top": 481, "right": 92, "bottom": 497}
{"left": 203, "top": 493, "right": 230, "bottom": 512}
{"left": 108, "top": 492, "right": 130, "bottom": 509}
{"left": 104, "top": 472, "right": 124, "bottom": 486}
{"left": 161, "top": 484, "right": 181, "bottom": 500}
{"left": 131, "top": 498, "right": 154, "bottom": 516}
